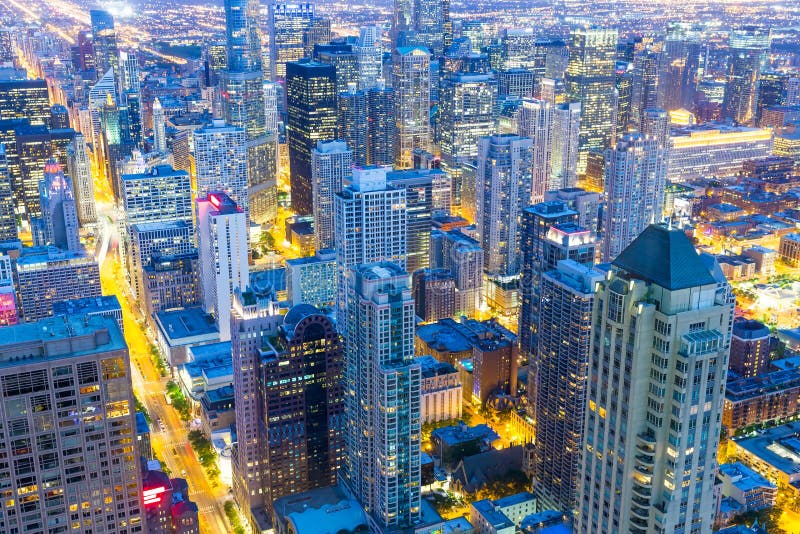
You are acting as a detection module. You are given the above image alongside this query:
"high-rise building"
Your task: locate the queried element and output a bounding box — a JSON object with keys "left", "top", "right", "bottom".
{"left": 286, "top": 60, "right": 338, "bottom": 216}
{"left": 414, "top": 0, "right": 450, "bottom": 56}
{"left": 631, "top": 49, "right": 664, "bottom": 128}
{"left": 476, "top": 134, "right": 533, "bottom": 276}
{"left": 334, "top": 167, "right": 407, "bottom": 324}
{"left": 439, "top": 72, "right": 497, "bottom": 212}
{"left": 366, "top": 81, "right": 396, "bottom": 166}
{"left": 303, "top": 18, "right": 332, "bottom": 57}
{"left": 317, "top": 47, "right": 360, "bottom": 94}
{"left": 393, "top": 47, "right": 432, "bottom": 169}
{"left": 222, "top": 0, "right": 276, "bottom": 226}
{"left": 577, "top": 224, "right": 732, "bottom": 534}
{"left": 0, "top": 145, "right": 16, "bottom": 242}
{"left": 197, "top": 192, "right": 248, "bottom": 342}
{"left": 269, "top": 3, "right": 315, "bottom": 81}
{"left": 532, "top": 259, "right": 602, "bottom": 512}
{"left": 38, "top": 160, "right": 81, "bottom": 252}
{"left": 119, "top": 50, "right": 140, "bottom": 93}
{"left": 286, "top": 249, "right": 337, "bottom": 309}
{"left": 602, "top": 133, "right": 668, "bottom": 261}
{"left": 544, "top": 187, "right": 600, "bottom": 233}
{"left": 662, "top": 22, "right": 703, "bottom": 111}
{"left": 72, "top": 30, "right": 95, "bottom": 72}
{"left": 342, "top": 262, "right": 421, "bottom": 531}
{"left": 518, "top": 202, "right": 581, "bottom": 359}
{"left": 551, "top": 102, "right": 582, "bottom": 190}
{"left": 430, "top": 228, "right": 484, "bottom": 317}
{"left": 231, "top": 297, "right": 344, "bottom": 523}
{"left": 15, "top": 247, "right": 102, "bottom": 321}
{"left": 312, "top": 140, "right": 352, "bottom": 251}
{"left": 0, "top": 79, "right": 50, "bottom": 126}
{"left": 0, "top": 314, "right": 143, "bottom": 533}
{"left": 337, "top": 87, "right": 368, "bottom": 166}
{"left": 387, "top": 167, "right": 451, "bottom": 273}
{"left": 517, "top": 99, "right": 556, "bottom": 203}
{"left": 498, "top": 69, "right": 535, "bottom": 100}
{"left": 565, "top": 27, "right": 618, "bottom": 175}
{"left": 729, "top": 318, "right": 771, "bottom": 379}
{"left": 356, "top": 26, "right": 383, "bottom": 90}
{"left": 151, "top": 97, "right": 167, "bottom": 152}
{"left": 724, "top": 27, "right": 771, "bottom": 126}
{"left": 192, "top": 119, "right": 248, "bottom": 216}
{"left": 90, "top": 9, "right": 119, "bottom": 80}
{"left": 66, "top": 133, "right": 97, "bottom": 225}
{"left": 413, "top": 269, "right": 456, "bottom": 322}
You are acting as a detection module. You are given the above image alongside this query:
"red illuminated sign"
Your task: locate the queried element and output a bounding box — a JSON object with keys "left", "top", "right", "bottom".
{"left": 208, "top": 194, "right": 221, "bottom": 209}
{"left": 143, "top": 486, "right": 167, "bottom": 506}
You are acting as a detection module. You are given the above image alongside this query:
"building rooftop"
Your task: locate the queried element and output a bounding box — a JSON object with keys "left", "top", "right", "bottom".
{"left": 494, "top": 491, "right": 535, "bottom": 508}
{"left": 725, "top": 368, "right": 800, "bottom": 402}
{"left": 136, "top": 411, "right": 150, "bottom": 435}
{"left": 732, "top": 319, "right": 770, "bottom": 340}
{"left": 416, "top": 355, "right": 458, "bottom": 378}
{"left": 432, "top": 423, "right": 499, "bottom": 447}
{"left": 731, "top": 421, "right": 800, "bottom": 477}
{"left": 416, "top": 317, "right": 516, "bottom": 354}
{"left": 612, "top": 224, "right": 716, "bottom": 290}
{"left": 154, "top": 307, "right": 218, "bottom": 343}
{"left": 472, "top": 500, "right": 514, "bottom": 530}
{"left": 52, "top": 295, "right": 121, "bottom": 316}
{"left": 274, "top": 485, "right": 368, "bottom": 534}
{"left": 719, "top": 462, "right": 776, "bottom": 492}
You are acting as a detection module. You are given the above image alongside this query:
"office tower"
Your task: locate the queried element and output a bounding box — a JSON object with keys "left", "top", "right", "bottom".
{"left": 387, "top": 167, "right": 451, "bottom": 273}
{"left": 532, "top": 259, "right": 602, "bottom": 512}
{"left": 338, "top": 87, "right": 368, "bottom": 166}
{"left": 269, "top": 3, "right": 315, "bottom": 80}
{"left": 142, "top": 253, "right": 201, "bottom": 318}
{"left": 631, "top": 49, "right": 664, "bottom": 128}
{"left": 366, "top": 81, "right": 396, "bottom": 166}
{"left": 0, "top": 79, "right": 50, "bottom": 125}
{"left": 502, "top": 29, "right": 537, "bottom": 70}
{"left": 38, "top": 160, "right": 80, "bottom": 252}
{"left": 577, "top": 224, "right": 732, "bottom": 534}
{"left": 342, "top": 262, "right": 421, "bottom": 531}
{"left": 540, "top": 77, "right": 566, "bottom": 105}
{"left": 414, "top": 0, "right": 450, "bottom": 56}
{"left": 533, "top": 37, "right": 569, "bottom": 82}
{"left": 431, "top": 229, "right": 484, "bottom": 317}
{"left": 498, "top": 69, "right": 535, "bottom": 100}
{"left": 151, "top": 97, "right": 167, "bottom": 153}
{"left": 334, "top": 167, "right": 407, "bottom": 323}
{"left": 551, "top": 102, "right": 582, "bottom": 190}
{"left": 50, "top": 105, "right": 70, "bottom": 130}
{"left": 724, "top": 27, "right": 771, "bottom": 126}
{"left": 641, "top": 108, "right": 670, "bottom": 150}
{"left": 230, "top": 292, "right": 282, "bottom": 526}
{"left": 15, "top": 247, "right": 101, "bottom": 321}
{"left": 615, "top": 62, "right": 634, "bottom": 131}
{"left": 72, "top": 30, "right": 95, "bottom": 72}
{"left": 476, "top": 134, "right": 533, "bottom": 276}
{"left": 393, "top": 46, "right": 432, "bottom": 169}
{"left": 787, "top": 77, "right": 800, "bottom": 106}
{"left": 0, "top": 145, "right": 15, "bottom": 242}
{"left": 312, "top": 140, "right": 352, "bottom": 251}
{"left": 192, "top": 119, "right": 248, "bottom": 216}
{"left": 544, "top": 187, "right": 600, "bottom": 233}
{"left": 357, "top": 26, "right": 384, "bottom": 90}
{"left": 303, "top": 18, "right": 332, "bottom": 57}
{"left": 90, "top": 9, "right": 119, "bottom": 80}
{"left": 286, "top": 60, "right": 338, "bottom": 216}
{"left": 439, "top": 72, "right": 497, "bottom": 212}
{"left": 13, "top": 124, "right": 52, "bottom": 220}
{"left": 413, "top": 269, "right": 456, "bottom": 322}
{"left": 66, "top": 133, "right": 97, "bottom": 225}
{"left": 518, "top": 99, "right": 555, "bottom": 203}
{"left": 222, "top": 0, "right": 276, "bottom": 226}
{"left": 602, "top": 133, "right": 667, "bottom": 261}
{"left": 565, "top": 27, "right": 618, "bottom": 175}
{"left": 121, "top": 166, "right": 193, "bottom": 298}
{"left": 0, "top": 314, "right": 143, "bottom": 532}
{"left": 392, "top": 0, "right": 413, "bottom": 44}
{"left": 0, "top": 253, "right": 16, "bottom": 326}
{"left": 286, "top": 249, "right": 337, "bottom": 308}
{"left": 518, "top": 201, "right": 580, "bottom": 359}
{"left": 119, "top": 50, "right": 140, "bottom": 93}
{"left": 756, "top": 71, "right": 789, "bottom": 124}
{"left": 663, "top": 22, "right": 703, "bottom": 111}
{"left": 197, "top": 192, "right": 248, "bottom": 342}
{"left": 263, "top": 80, "right": 279, "bottom": 135}
{"left": 729, "top": 319, "right": 771, "bottom": 379}
{"left": 317, "top": 47, "right": 360, "bottom": 94}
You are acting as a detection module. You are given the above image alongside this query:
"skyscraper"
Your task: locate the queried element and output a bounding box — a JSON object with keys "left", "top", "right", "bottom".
{"left": 414, "top": 0, "right": 450, "bottom": 56}
{"left": 602, "top": 133, "right": 668, "bottom": 261}
{"left": 0, "top": 79, "right": 50, "bottom": 125}
{"left": 342, "top": 262, "right": 421, "bottom": 531}
{"left": 724, "top": 27, "right": 771, "bottom": 126}
{"left": 0, "top": 145, "right": 16, "bottom": 242}
{"left": 662, "top": 22, "right": 703, "bottom": 111}
{"left": 192, "top": 119, "right": 248, "bottom": 215}
{"left": 197, "top": 192, "right": 248, "bottom": 341}
{"left": 269, "top": 3, "right": 315, "bottom": 81}
{"left": 565, "top": 27, "right": 618, "bottom": 175}
{"left": 439, "top": 72, "right": 497, "bottom": 212}
{"left": 518, "top": 201, "right": 580, "bottom": 360}
{"left": 66, "top": 132, "right": 97, "bottom": 225}
{"left": 476, "top": 134, "right": 533, "bottom": 276}
{"left": 151, "top": 97, "right": 167, "bottom": 153}
{"left": 393, "top": 46, "right": 432, "bottom": 169}
{"left": 312, "top": 140, "right": 352, "bottom": 251}
{"left": 518, "top": 99, "right": 555, "bottom": 204}
{"left": 631, "top": 49, "right": 665, "bottom": 129}
{"left": 119, "top": 50, "right": 140, "bottom": 93}
{"left": 366, "top": 81, "right": 396, "bottom": 166}
{"left": 286, "top": 60, "right": 338, "bottom": 216}
{"left": 337, "top": 87, "right": 368, "bottom": 166}
{"left": 222, "top": 0, "right": 276, "bottom": 226}
{"left": 532, "top": 259, "right": 602, "bottom": 512}
{"left": 577, "top": 224, "right": 732, "bottom": 534}
{"left": 90, "top": 9, "right": 118, "bottom": 80}
{"left": 356, "top": 26, "right": 384, "bottom": 90}
{"left": 334, "top": 167, "right": 407, "bottom": 324}
{"left": 0, "top": 314, "right": 144, "bottom": 533}
{"left": 551, "top": 102, "right": 582, "bottom": 190}
{"left": 38, "top": 159, "right": 81, "bottom": 252}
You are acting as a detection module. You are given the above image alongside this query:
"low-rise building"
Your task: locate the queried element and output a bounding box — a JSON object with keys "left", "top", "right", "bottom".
{"left": 716, "top": 254, "right": 757, "bottom": 281}
{"left": 417, "top": 355, "right": 462, "bottom": 424}
{"left": 520, "top": 510, "right": 572, "bottom": 534}
{"left": 154, "top": 307, "right": 220, "bottom": 366}
{"left": 779, "top": 233, "right": 800, "bottom": 266}
{"left": 470, "top": 492, "right": 536, "bottom": 534}
{"left": 742, "top": 247, "right": 777, "bottom": 277}
{"left": 431, "top": 422, "right": 500, "bottom": 468}
{"left": 718, "top": 462, "right": 777, "bottom": 513}
{"left": 271, "top": 485, "right": 369, "bottom": 534}
{"left": 728, "top": 421, "right": 800, "bottom": 488}
{"left": 141, "top": 468, "right": 200, "bottom": 534}
{"left": 723, "top": 368, "right": 800, "bottom": 435}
